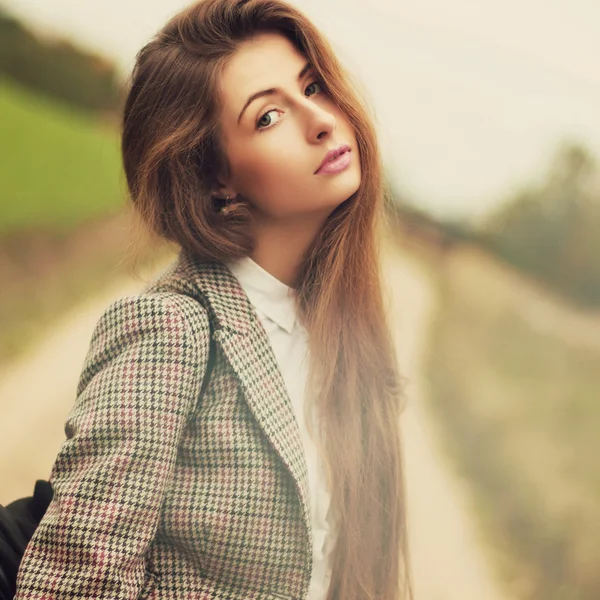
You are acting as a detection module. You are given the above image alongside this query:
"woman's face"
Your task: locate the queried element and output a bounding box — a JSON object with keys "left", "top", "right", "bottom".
{"left": 215, "top": 31, "right": 361, "bottom": 224}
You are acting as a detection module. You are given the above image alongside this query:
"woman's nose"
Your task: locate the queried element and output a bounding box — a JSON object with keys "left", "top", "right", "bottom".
{"left": 303, "top": 101, "right": 336, "bottom": 140}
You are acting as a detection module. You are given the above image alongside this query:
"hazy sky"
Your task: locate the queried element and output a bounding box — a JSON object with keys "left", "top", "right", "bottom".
{"left": 4, "top": 0, "right": 600, "bottom": 219}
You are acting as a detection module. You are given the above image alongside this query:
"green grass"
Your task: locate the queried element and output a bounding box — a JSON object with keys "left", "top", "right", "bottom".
{"left": 424, "top": 269, "right": 600, "bottom": 600}
{"left": 0, "top": 77, "right": 125, "bottom": 236}
{"left": 0, "top": 77, "right": 136, "bottom": 365}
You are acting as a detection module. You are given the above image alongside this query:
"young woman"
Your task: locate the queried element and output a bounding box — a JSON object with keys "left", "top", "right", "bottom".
{"left": 13, "top": 1, "right": 413, "bottom": 598}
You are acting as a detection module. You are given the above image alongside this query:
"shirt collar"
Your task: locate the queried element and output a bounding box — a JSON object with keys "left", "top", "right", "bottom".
{"left": 225, "top": 256, "right": 297, "bottom": 334}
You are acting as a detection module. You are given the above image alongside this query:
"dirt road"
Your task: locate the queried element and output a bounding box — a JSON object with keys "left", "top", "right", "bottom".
{"left": 380, "top": 235, "right": 508, "bottom": 600}
{"left": 1, "top": 242, "right": 508, "bottom": 599}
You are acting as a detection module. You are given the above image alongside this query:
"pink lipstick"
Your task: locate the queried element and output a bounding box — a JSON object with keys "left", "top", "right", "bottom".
{"left": 315, "top": 144, "right": 352, "bottom": 175}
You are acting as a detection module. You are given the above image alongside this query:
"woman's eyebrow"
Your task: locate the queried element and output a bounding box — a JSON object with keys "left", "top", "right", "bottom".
{"left": 237, "top": 62, "right": 313, "bottom": 125}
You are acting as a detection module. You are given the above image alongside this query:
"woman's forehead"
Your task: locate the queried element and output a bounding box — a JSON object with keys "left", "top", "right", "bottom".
{"left": 218, "top": 33, "right": 308, "bottom": 125}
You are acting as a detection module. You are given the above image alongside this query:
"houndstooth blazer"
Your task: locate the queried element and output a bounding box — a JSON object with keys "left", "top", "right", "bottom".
{"left": 14, "top": 249, "right": 314, "bottom": 600}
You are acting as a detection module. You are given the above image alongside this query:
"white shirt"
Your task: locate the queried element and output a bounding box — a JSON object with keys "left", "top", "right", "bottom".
{"left": 225, "top": 256, "right": 335, "bottom": 600}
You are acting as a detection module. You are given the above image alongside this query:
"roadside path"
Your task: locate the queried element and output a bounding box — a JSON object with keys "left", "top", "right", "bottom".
{"left": 380, "top": 235, "right": 508, "bottom": 600}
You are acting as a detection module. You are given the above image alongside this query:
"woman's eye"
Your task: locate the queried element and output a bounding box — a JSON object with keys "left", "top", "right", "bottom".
{"left": 256, "top": 109, "right": 281, "bottom": 130}
{"left": 305, "top": 80, "right": 323, "bottom": 97}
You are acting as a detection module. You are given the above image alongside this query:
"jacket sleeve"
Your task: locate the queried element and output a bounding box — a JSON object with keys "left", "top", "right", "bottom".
{"left": 14, "top": 293, "right": 209, "bottom": 599}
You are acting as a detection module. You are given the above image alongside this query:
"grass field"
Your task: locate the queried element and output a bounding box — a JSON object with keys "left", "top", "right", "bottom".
{"left": 0, "top": 78, "right": 135, "bottom": 365}
{"left": 0, "top": 77, "right": 124, "bottom": 236}
{"left": 422, "top": 247, "right": 600, "bottom": 600}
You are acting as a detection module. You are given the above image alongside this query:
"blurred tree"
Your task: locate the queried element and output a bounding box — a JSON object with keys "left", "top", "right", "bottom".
{"left": 477, "top": 141, "right": 600, "bottom": 307}
{"left": 0, "top": 8, "right": 123, "bottom": 114}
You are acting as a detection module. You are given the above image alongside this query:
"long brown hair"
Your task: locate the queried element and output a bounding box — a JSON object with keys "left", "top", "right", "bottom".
{"left": 121, "top": 1, "right": 413, "bottom": 598}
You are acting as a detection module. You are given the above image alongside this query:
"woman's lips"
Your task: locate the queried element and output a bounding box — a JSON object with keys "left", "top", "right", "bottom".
{"left": 315, "top": 149, "right": 352, "bottom": 175}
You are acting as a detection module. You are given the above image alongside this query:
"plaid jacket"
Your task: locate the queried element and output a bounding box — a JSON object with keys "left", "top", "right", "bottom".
{"left": 15, "top": 249, "right": 313, "bottom": 600}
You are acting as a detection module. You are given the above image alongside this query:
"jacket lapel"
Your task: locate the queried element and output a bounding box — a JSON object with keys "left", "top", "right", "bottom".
{"left": 172, "top": 250, "right": 312, "bottom": 544}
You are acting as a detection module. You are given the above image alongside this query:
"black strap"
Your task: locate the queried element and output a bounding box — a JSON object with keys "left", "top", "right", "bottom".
{"left": 198, "top": 332, "right": 217, "bottom": 402}
{"left": 0, "top": 480, "right": 53, "bottom": 599}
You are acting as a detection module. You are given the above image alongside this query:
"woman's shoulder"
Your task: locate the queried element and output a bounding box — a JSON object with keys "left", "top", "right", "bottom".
{"left": 79, "top": 285, "right": 212, "bottom": 398}
{"left": 102, "top": 251, "right": 246, "bottom": 342}
{"left": 97, "top": 288, "right": 210, "bottom": 345}
{"left": 89, "top": 254, "right": 213, "bottom": 365}
{"left": 103, "top": 252, "right": 216, "bottom": 336}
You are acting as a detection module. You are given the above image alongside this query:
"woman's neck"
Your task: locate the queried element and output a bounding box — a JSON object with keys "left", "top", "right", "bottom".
{"left": 250, "top": 211, "right": 329, "bottom": 288}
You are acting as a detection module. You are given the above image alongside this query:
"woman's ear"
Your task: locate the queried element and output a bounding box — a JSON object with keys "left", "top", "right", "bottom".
{"left": 209, "top": 171, "right": 237, "bottom": 201}
{"left": 210, "top": 185, "right": 237, "bottom": 201}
